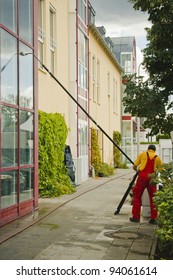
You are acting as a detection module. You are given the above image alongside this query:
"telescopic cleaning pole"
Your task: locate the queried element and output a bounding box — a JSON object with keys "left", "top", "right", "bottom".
{"left": 21, "top": 51, "right": 137, "bottom": 214}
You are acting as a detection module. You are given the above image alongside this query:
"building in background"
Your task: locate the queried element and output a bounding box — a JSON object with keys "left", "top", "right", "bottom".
{"left": 0, "top": 0, "right": 38, "bottom": 226}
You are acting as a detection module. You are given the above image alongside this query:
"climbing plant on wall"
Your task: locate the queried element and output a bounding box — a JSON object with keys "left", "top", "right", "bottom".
{"left": 113, "top": 131, "right": 122, "bottom": 167}
{"left": 91, "top": 128, "right": 102, "bottom": 171}
{"left": 38, "top": 110, "right": 75, "bottom": 197}
{"left": 91, "top": 128, "right": 114, "bottom": 177}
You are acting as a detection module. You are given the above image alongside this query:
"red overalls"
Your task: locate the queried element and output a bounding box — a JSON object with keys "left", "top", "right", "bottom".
{"left": 132, "top": 153, "right": 158, "bottom": 220}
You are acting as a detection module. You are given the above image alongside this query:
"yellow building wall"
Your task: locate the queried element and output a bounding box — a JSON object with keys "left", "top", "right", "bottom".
{"left": 38, "top": 0, "right": 79, "bottom": 150}
{"left": 89, "top": 29, "right": 122, "bottom": 165}
{"left": 38, "top": 0, "right": 70, "bottom": 130}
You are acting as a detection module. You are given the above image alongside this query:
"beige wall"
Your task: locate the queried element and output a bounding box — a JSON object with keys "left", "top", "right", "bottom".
{"left": 38, "top": 0, "right": 78, "bottom": 149}
{"left": 38, "top": 0, "right": 70, "bottom": 130}
{"left": 89, "top": 28, "right": 122, "bottom": 165}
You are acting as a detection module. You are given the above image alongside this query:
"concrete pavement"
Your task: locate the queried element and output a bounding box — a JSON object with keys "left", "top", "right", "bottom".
{"left": 0, "top": 168, "right": 157, "bottom": 260}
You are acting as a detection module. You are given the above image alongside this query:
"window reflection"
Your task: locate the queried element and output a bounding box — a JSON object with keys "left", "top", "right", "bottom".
{"left": 20, "top": 111, "right": 33, "bottom": 165}
{"left": 0, "top": 0, "right": 17, "bottom": 33}
{"left": 78, "top": 122, "right": 88, "bottom": 156}
{"left": 1, "top": 170, "right": 17, "bottom": 208}
{"left": 19, "top": 0, "right": 33, "bottom": 44}
{"left": 20, "top": 168, "right": 34, "bottom": 202}
{"left": 1, "top": 29, "right": 18, "bottom": 105}
{"left": 1, "top": 106, "right": 18, "bottom": 167}
{"left": 19, "top": 44, "right": 33, "bottom": 109}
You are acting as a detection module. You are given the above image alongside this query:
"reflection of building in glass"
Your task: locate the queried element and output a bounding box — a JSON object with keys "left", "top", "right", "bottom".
{"left": 0, "top": 0, "right": 37, "bottom": 226}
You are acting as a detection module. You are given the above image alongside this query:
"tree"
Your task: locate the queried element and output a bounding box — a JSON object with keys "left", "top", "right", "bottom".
{"left": 122, "top": 74, "right": 173, "bottom": 135}
{"left": 124, "top": 0, "right": 173, "bottom": 135}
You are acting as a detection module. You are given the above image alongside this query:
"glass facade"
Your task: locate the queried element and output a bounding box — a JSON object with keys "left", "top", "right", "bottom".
{"left": 121, "top": 53, "right": 132, "bottom": 74}
{"left": 0, "top": 0, "right": 37, "bottom": 225}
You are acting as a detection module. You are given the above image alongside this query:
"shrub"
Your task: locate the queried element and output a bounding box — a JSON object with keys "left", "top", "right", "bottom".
{"left": 151, "top": 163, "right": 173, "bottom": 259}
{"left": 91, "top": 128, "right": 102, "bottom": 172}
{"left": 38, "top": 110, "right": 75, "bottom": 197}
{"left": 91, "top": 128, "right": 114, "bottom": 177}
{"left": 113, "top": 131, "right": 122, "bottom": 167}
{"left": 96, "top": 162, "right": 114, "bottom": 177}
{"left": 156, "top": 134, "right": 170, "bottom": 141}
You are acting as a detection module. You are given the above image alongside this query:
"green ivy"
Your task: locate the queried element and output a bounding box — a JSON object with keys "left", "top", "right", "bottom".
{"left": 38, "top": 110, "right": 75, "bottom": 197}
{"left": 113, "top": 131, "right": 122, "bottom": 167}
{"left": 91, "top": 128, "right": 102, "bottom": 172}
{"left": 91, "top": 128, "right": 114, "bottom": 177}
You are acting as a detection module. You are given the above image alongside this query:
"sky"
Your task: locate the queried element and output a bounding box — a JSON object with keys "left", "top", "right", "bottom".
{"left": 90, "top": 0, "right": 151, "bottom": 74}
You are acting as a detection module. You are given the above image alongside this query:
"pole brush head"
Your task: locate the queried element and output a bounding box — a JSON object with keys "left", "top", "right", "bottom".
{"left": 114, "top": 210, "right": 120, "bottom": 215}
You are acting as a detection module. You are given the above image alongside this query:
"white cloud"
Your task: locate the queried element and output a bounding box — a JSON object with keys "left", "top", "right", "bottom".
{"left": 90, "top": 0, "right": 151, "bottom": 51}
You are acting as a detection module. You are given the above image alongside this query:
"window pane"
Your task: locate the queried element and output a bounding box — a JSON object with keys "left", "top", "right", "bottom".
{"left": 78, "top": 27, "right": 88, "bottom": 66}
{"left": 121, "top": 53, "right": 132, "bottom": 74}
{"left": 50, "top": 9, "right": 54, "bottom": 39}
{"left": 38, "top": 0, "right": 44, "bottom": 30}
{"left": 20, "top": 168, "right": 34, "bottom": 202}
{"left": 20, "top": 111, "right": 33, "bottom": 165}
{"left": 78, "top": 122, "right": 88, "bottom": 156}
{"left": 19, "top": 0, "right": 33, "bottom": 44}
{"left": 1, "top": 29, "right": 18, "bottom": 104}
{"left": 38, "top": 40, "right": 44, "bottom": 67}
{"left": 51, "top": 50, "right": 55, "bottom": 74}
{"left": 78, "top": 29, "right": 85, "bottom": 64}
{"left": 1, "top": 106, "right": 18, "bottom": 167}
{"left": 49, "top": 7, "right": 56, "bottom": 51}
{"left": 1, "top": 170, "right": 18, "bottom": 208}
{"left": 78, "top": 0, "right": 87, "bottom": 23}
{"left": 0, "top": 0, "right": 17, "bottom": 33}
{"left": 19, "top": 44, "right": 33, "bottom": 109}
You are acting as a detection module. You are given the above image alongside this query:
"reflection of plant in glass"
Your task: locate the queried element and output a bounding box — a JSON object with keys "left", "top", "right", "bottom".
{"left": 1, "top": 106, "right": 18, "bottom": 131}
{"left": 1, "top": 106, "right": 32, "bottom": 133}
{"left": 2, "top": 106, "right": 31, "bottom": 122}
{"left": 1, "top": 93, "right": 17, "bottom": 105}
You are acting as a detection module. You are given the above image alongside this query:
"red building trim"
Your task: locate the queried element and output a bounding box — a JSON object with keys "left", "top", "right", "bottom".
{"left": 122, "top": 116, "right": 131, "bottom": 120}
{"left": 33, "top": 0, "right": 39, "bottom": 209}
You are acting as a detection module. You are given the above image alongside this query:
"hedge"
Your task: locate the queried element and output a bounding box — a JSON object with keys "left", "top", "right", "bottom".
{"left": 38, "top": 110, "right": 75, "bottom": 197}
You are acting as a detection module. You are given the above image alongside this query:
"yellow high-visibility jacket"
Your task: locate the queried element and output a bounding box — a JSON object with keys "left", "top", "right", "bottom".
{"left": 133, "top": 149, "right": 162, "bottom": 171}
